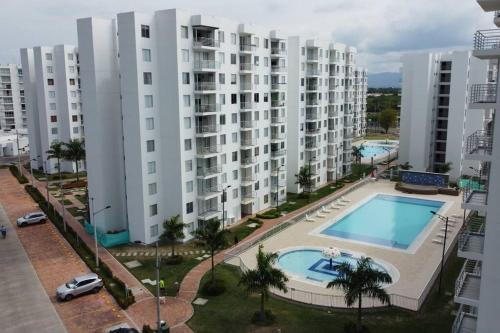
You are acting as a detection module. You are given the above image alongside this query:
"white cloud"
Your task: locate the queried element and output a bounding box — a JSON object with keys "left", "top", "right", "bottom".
{"left": 0, "top": 0, "right": 493, "bottom": 72}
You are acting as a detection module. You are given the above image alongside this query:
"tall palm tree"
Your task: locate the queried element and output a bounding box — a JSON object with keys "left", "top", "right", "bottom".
{"left": 352, "top": 146, "right": 363, "bottom": 164}
{"left": 295, "top": 165, "right": 312, "bottom": 194}
{"left": 239, "top": 245, "right": 288, "bottom": 322}
{"left": 63, "top": 139, "right": 85, "bottom": 181}
{"left": 192, "top": 218, "right": 229, "bottom": 284}
{"left": 327, "top": 257, "right": 392, "bottom": 333}
{"left": 160, "top": 214, "right": 186, "bottom": 258}
{"left": 46, "top": 141, "right": 64, "bottom": 182}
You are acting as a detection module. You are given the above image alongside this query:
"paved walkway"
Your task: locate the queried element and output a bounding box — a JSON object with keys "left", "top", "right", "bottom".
{"left": 0, "top": 201, "right": 67, "bottom": 333}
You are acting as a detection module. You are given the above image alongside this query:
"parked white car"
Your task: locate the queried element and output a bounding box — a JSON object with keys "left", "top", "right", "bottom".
{"left": 56, "top": 273, "right": 103, "bottom": 301}
{"left": 16, "top": 212, "right": 47, "bottom": 227}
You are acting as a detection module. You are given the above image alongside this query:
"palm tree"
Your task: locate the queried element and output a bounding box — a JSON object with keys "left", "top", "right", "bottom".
{"left": 295, "top": 165, "right": 312, "bottom": 195}
{"left": 352, "top": 146, "right": 363, "bottom": 164}
{"left": 327, "top": 257, "right": 392, "bottom": 333}
{"left": 436, "top": 162, "right": 453, "bottom": 174}
{"left": 192, "top": 218, "right": 229, "bottom": 284}
{"left": 239, "top": 245, "right": 288, "bottom": 322}
{"left": 160, "top": 215, "right": 186, "bottom": 258}
{"left": 62, "top": 139, "right": 85, "bottom": 181}
{"left": 46, "top": 141, "right": 64, "bottom": 182}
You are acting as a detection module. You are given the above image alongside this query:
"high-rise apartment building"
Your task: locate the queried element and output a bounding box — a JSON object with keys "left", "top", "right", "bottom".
{"left": 286, "top": 38, "right": 364, "bottom": 193}
{"left": 399, "top": 51, "right": 488, "bottom": 181}
{"left": 78, "top": 9, "right": 289, "bottom": 243}
{"left": 21, "top": 45, "right": 84, "bottom": 174}
{"left": 0, "top": 64, "right": 26, "bottom": 130}
{"left": 452, "top": 2, "right": 500, "bottom": 332}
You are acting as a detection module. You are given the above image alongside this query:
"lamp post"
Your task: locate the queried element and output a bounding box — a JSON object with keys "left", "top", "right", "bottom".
{"left": 91, "top": 197, "right": 110, "bottom": 268}
{"left": 221, "top": 185, "right": 231, "bottom": 230}
{"left": 30, "top": 155, "right": 40, "bottom": 187}
{"left": 335, "top": 143, "right": 343, "bottom": 186}
{"left": 43, "top": 160, "right": 49, "bottom": 211}
{"left": 275, "top": 164, "right": 284, "bottom": 214}
{"left": 308, "top": 157, "right": 316, "bottom": 195}
{"left": 430, "top": 210, "right": 449, "bottom": 294}
{"left": 60, "top": 185, "right": 67, "bottom": 232}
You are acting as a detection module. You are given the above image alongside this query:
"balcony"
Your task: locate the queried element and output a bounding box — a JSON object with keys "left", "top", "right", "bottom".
{"left": 196, "top": 124, "right": 220, "bottom": 136}
{"left": 465, "top": 130, "right": 493, "bottom": 160}
{"left": 195, "top": 103, "right": 221, "bottom": 114}
{"left": 271, "top": 116, "right": 285, "bottom": 124}
{"left": 241, "top": 138, "right": 257, "bottom": 147}
{"left": 271, "top": 100, "right": 286, "bottom": 108}
{"left": 241, "top": 156, "right": 257, "bottom": 166}
{"left": 305, "top": 127, "right": 321, "bottom": 135}
{"left": 271, "top": 149, "right": 286, "bottom": 158}
{"left": 197, "top": 165, "right": 222, "bottom": 178}
{"left": 305, "top": 141, "right": 318, "bottom": 150}
{"left": 271, "top": 48, "right": 287, "bottom": 57}
{"left": 193, "top": 37, "right": 220, "bottom": 49}
{"left": 198, "top": 185, "right": 222, "bottom": 198}
{"left": 455, "top": 260, "right": 481, "bottom": 307}
{"left": 198, "top": 205, "right": 221, "bottom": 220}
{"left": 462, "top": 188, "right": 488, "bottom": 214}
{"left": 452, "top": 305, "right": 478, "bottom": 333}
{"left": 305, "top": 111, "right": 319, "bottom": 121}
{"left": 495, "top": 10, "right": 500, "bottom": 27}
{"left": 196, "top": 145, "right": 221, "bottom": 156}
{"left": 240, "top": 120, "right": 254, "bottom": 129}
{"left": 306, "top": 83, "right": 319, "bottom": 91}
{"left": 477, "top": 0, "right": 500, "bottom": 12}
{"left": 240, "top": 44, "right": 256, "bottom": 53}
{"left": 306, "top": 69, "right": 320, "bottom": 76}
{"left": 193, "top": 60, "right": 220, "bottom": 71}
{"left": 271, "top": 82, "right": 286, "bottom": 91}
{"left": 473, "top": 29, "right": 500, "bottom": 59}
{"left": 194, "top": 82, "right": 218, "bottom": 92}
{"left": 240, "top": 63, "right": 254, "bottom": 72}
{"left": 271, "top": 132, "right": 286, "bottom": 141}
{"left": 306, "top": 54, "right": 319, "bottom": 62}
{"left": 271, "top": 66, "right": 287, "bottom": 73}
{"left": 240, "top": 82, "right": 253, "bottom": 91}
{"left": 241, "top": 175, "right": 257, "bottom": 185}
{"left": 240, "top": 101, "right": 253, "bottom": 110}
{"left": 241, "top": 191, "right": 256, "bottom": 204}
{"left": 469, "top": 84, "right": 497, "bottom": 108}
{"left": 458, "top": 215, "right": 485, "bottom": 261}
{"left": 305, "top": 99, "right": 319, "bottom": 106}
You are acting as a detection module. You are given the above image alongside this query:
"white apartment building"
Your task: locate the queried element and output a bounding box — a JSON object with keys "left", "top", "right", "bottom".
{"left": 353, "top": 68, "right": 368, "bottom": 138}
{"left": 0, "top": 64, "right": 26, "bottom": 130}
{"left": 452, "top": 2, "right": 500, "bottom": 332}
{"left": 287, "top": 38, "right": 362, "bottom": 193}
{"left": 399, "top": 51, "right": 488, "bottom": 181}
{"left": 77, "top": 9, "right": 288, "bottom": 244}
{"left": 20, "top": 45, "right": 84, "bottom": 174}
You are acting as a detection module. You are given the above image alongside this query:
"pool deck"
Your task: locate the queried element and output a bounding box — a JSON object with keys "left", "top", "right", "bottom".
{"left": 236, "top": 180, "right": 463, "bottom": 310}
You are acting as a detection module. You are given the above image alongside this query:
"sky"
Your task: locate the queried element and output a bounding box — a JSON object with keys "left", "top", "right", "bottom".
{"left": 0, "top": 0, "right": 494, "bottom": 73}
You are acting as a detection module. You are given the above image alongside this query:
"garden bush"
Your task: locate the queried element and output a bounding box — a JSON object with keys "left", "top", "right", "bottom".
{"left": 200, "top": 278, "right": 226, "bottom": 296}
{"left": 9, "top": 165, "right": 28, "bottom": 184}
{"left": 251, "top": 310, "right": 276, "bottom": 326}
{"left": 165, "top": 255, "right": 184, "bottom": 265}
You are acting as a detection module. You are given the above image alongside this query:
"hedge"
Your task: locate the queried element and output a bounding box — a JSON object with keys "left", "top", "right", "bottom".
{"left": 24, "top": 185, "right": 135, "bottom": 309}
{"left": 9, "top": 165, "right": 29, "bottom": 184}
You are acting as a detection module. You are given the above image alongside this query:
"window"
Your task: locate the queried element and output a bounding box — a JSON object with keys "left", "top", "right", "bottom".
{"left": 72, "top": 115, "right": 78, "bottom": 122}
{"left": 254, "top": 75, "right": 259, "bottom": 85}
{"left": 70, "top": 91, "right": 77, "bottom": 97}
{"left": 142, "top": 49, "right": 151, "bottom": 62}
{"left": 218, "top": 31, "right": 225, "bottom": 43}
{"left": 141, "top": 25, "right": 150, "bottom": 38}
{"left": 183, "top": 95, "right": 191, "bottom": 107}
{"left": 185, "top": 160, "right": 192, "bottom": 172}
{"left": 149, "top": 204, "right": 158, "bottom": 217}
{"left": 231, "top": 113, "right": 238, "bottom": 124}
{"left": 69, "top": 66, "right": 75, "bottom": 73}
{"left": 264, "top": 38, "right": 269, "bottom": 48}
{"left": 182, "top": 49, "right": 189, "bottom": 62}
{"left": 69, "top": 79, "right": 75, "bottom": 85}
{"left": 150, "top": 224, "right": 159, "bottom": 237}
{"left": 184, "top": 117, "right": 191, "bottom": 129}
{"left": 231, "top": 54, "right": 236, "bottom": 64}
{"left": 147, "top": 161, "right": 156, "bottom": 174}
{"left": 232, "top": 132, "right": 238, "bottom": 143}
{"left": 51, "top": 127, "right": 58, "bottom": 134}
{"left": 233, "top": 188, "right": 238, "bottom": 198}
{"left": 186, "top": 181, "right": 193, "bottom": 193}
{"left": 263, "top": 93, "right": 268, "bottom": 103}
{"left": 47, "top": 79, "right": 54, "bottom": 86}
{"left": 218, "top": 52, "right": 225, "bottom": 64}
{"left": 232, "top": 151, "right": 238, "bottom": 162}
{"left": 232, "top": 169, "right": 238, "bottom": 180}
{"left": 67, "top": 53, "right": 74, "bottom": 61}
{"left": 145, "top": 95, "right": 153, "bottom": 108}
{"left": 45, "top": 53, "right": 52, "bottom": 60}
{"left": 254, "top": 56, "right": 259, "bottom": 66}
{"left": 181, "top": 26, "right": 188, "bottom": 39}
{"left": 254, "top": 93, "right": 259, "bottom": 103}
{"left": 47, "top": 66, "right": 53, "bottom": 73}
{"left": 146, "top": 117, "right": 154, "bottom": 130}
{"left": 221, "top": 154, "right": 227, "bottom": 164}
{"left": 220, "top": 134, "right": 226, "bottom": 145}
{"left": 220, "top": 94, "right": 226, "bottom": 105}
{"left": 222, "top": 173, "right": 227, "bottom": 183}
{"left": 182, "top": 72, "right": 190, "bottom": 84}
{"left": 143, "top": 72, "right": 152, "bottom": 85}
{"left": 231, "top": 74, "right": 237, "bottom": 85}
{"left": 220, "top": 114, "right": 226, "bottom": 125}
{"left": 264, "top": 75, "right": 268, "bottom": 85}
{"left": 186, "top": 202, "right": 193, "bottom": 214}
{"left": 73, "top": 127, "right": 79, "bottom": 134}
{"left": 184, "top": 139, "right": 192, "bottom": 151}
{"left": 49, "top": 103, "right": 56, "bottom": 111}
{"left": 254, "top": 37, "right": 259, "bottom": 47}
{"left": 71, "top": 103, "right": 77, "bottom": 110}
{"left": 264, "top": 57, "right": 269, "bottom": 67}
{"left": 219, "top": 73, "right": 225, "bottom": 84}
{"left": 231, "top": 33, "right": 237, "bottom": 44}
{"left": 49, "top": 91, "right": 56, "bottom": 98}
{"left": 146, "top": 140, "right": 155, "bottom": 152}
{"left": 231, "top": 94, "right": 237, "bottom": 104}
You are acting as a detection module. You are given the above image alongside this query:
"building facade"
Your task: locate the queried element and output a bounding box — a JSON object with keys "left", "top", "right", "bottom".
{"left": 452, "top": 2, "right": 500, "bottom": 332}
{"left": 399, "top": 51, "right": 488, "bottom": 181}
{"left": 20, "top": 45, "right": 84, "bottom": 174}
{"left": 78, "top": 9, "right": 290, "bottom": 244}
{"left": 0, "top": 64, "right": 26, "bottom": 130}
{"left": 353, "top": 67, "right": 368, "bottom": 138}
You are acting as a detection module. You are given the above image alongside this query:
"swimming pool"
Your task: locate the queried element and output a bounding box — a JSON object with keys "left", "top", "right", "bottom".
{"left": 318, "top": 194, "right": 444, "bottom": 250}
{"left": 360, "top": 145, "right": 392, "bottom": 158}
{"left": 277, "top": 248, "right": 395, "bottom": 284}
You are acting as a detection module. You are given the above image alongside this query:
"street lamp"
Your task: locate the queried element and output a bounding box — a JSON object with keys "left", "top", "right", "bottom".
{"left": 221, "top": 185, "right": 231, "bottom": 230}
{"left": 43, "top": 160, "right": 50, "bottom": 211}
{"left": 275, "top": 164, "right": 285, "bottom": 214}
{"left": 90, "top": 197, "right": 110, "bottom": 268}
{"left": 30, "top": 155, "right": 40, "bottom": 186}
{"left": 430, "top": 210, "right": 449, "bottom": 294}
{"left": 308, "top": 157, "right": 316, "bottom": 195}
{"left": 335, "top": 143, "right": 343, "bottom": 186}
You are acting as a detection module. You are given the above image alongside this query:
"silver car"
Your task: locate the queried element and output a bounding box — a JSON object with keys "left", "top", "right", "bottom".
{"left": 16, "top": 212, "right": 47, "bottom": 227}
{"left": 56, "top": 273, "right": 103, "bottom": 301}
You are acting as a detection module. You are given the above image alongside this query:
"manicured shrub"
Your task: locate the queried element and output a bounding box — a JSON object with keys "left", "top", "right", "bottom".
{"left": 200, "top": 278, "right": 226, "bottom": 296}
{"left": 165, "top": 255, "right": 184, "bottom": 265}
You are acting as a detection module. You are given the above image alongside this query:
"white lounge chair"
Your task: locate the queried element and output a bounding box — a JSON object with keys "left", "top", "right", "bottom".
{"left": 329, "top": 203, "right": 341, "bottom": 210}
{"left": 305, "top": 214, "right": 315, "bottom": 222}
{"left": 322, "top": 206, "right": 332, "bottom": 213}
{"left": 340, "top": 196, "right": 352, "bottom": 203}
{"left": 452, "top": 214, "right": 462, "bottom": 219}
{"left": 335, "top": 200, "right": 347, "bottom": 206}
{"left": 432, "top": 238, "right": 443, "bottom": 244}
{"left": 436, "top": 233, "right": 446, "bottom": 238}
{"left": 317, "top": 211, "right": 326, "bottom": 218}
{"left": 440, "top": 227, "right": 453, "bottom": 232}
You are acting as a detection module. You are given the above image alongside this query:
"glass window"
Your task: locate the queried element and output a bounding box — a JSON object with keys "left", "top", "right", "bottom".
{"left": 48, "top": 91, "right": 56, "bottom": 98}
{"left": 231, "top": 33, "right": 237, "bottom": 44}
{"left": 231, "top": 54, "right": 236, "bottom": 64}
{"left": 233, "top": 188, "right": 238, "bottom": 198}
{"left": 47, "top": 66, "right": 53, "bottom": 73}
{"left": 232, "top": 132, "right": 238, "bottom": 143}
{"left": 71, "top": 103, "right": 77, "bottom": 110}
{"left": 183, "top": 95, "right": 190, "bottom": 107}
{"left": 149, "top": 204, "right": 158, "bottom": 217}
{"left": 184, "top": 117, "right": 191, "bottom": 129}
{"left": 184, "top": 139, "right": 192, "bottom": 151}
{"left": 150, "top": 224, "right": 158, "bottom": 237}
{"left": 181, "top": 26, "right": 188, "bottom": 39}
{"left": 182, "top": 49, "right": 189, "bottom": 62}
{"left": 146, "top": 140, "right": 155, "bottom": 152}
{"left": 143, "top": 72, "right": 152, "bottom": 85}
{"left": 45, "top": 53, "right": 52, "bottom": 60}
{"left": 47, "top": 79, "right": 54, "bottom": 85}
{"left": 186, "top": 202, "right": 193, "bottom": 214}
{"left": 185, "top": 160, "right": 192, "bottom": 172}
{"left": 147, "top": 161, "right": 156, "bottom": 174}
{"left": 67, "top": 53, "right": 74, "bottom": 61}
{"left": 145, "top": 95, "right": 153, "bottom": 108}
{"left": 141, "top": 25, "right": 150, "bottom": 38}
{"left": 182, "top": 72, "right": 190, "bottom": 84}
{"left": 142, "top": 49, "right": 151, "bottom": 62}
{"left": 73, "top": 127, "right": 79, "bottom": 134}
{"left": 49, "top": 103, "right": 56, "bottom": 110}
{"left": 186, "top": 181, "right": 193, "bottom": 193}
{"left": 69, "top": 66, "right": 75, "bottom": 73}
{"left": 148, "top": 183, "right": 157, "bottom": 195}
{"left": 146, "top": 117, "right": 154, "bottom": 130}
{"left": 51, "top": 127, "right": 58, "bottom": 134}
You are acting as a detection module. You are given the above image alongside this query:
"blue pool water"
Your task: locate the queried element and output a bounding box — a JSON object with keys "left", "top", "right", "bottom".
{"left": 320, "top": 194, "right": 444, "bottom": 249}
{"left": 360, "top": 145, "right": 391, "bottom": 158}
{"left": 277, "top": 249, "right": 390, "bottom": 283}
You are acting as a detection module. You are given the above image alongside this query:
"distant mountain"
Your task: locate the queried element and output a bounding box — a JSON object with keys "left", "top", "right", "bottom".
{"left": 367, "top": 72, "right": 401, "bottom": 88}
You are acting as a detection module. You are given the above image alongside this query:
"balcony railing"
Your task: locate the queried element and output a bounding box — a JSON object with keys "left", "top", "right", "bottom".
{"left": 307, "top": 55, "right": 319, "bottom": 61}
{"left": 271, "top": 66, "right": 287, "bottom": 73}
{"left": 306, "top": 84, "right": 318, "bottom": 90}
{"left": 305, "top": 142, "right": 318, "bottom": 149}
{"left": 240, "top": 44, "right": 256, "bottom": 52}
{"left": 271, "top": 48, "right": 287, "bottom": 56}
{"left": 240, "top": 83, "right": 253, "bottom": 91}
{"left": 196, "top": 124, "right": 220, "bottom": 134}
{"left": 474, "top": 29, "right": 500, "bottom": 50}
{"left": 198, "top": 185, "right": 222, "bottom": 196}
{"left": 271, "top": 100, "right": 286, "bottom": 107}
{"left": 241, "top": 156, "right": 257, "bottom": 165}
{"left": 240, "top": 101, "right": 253, "bottom": 110}
{"left": 194, "top": 82, "right": 218, "bottom": 91}
{"left": 306, "top": 112, "right": 319, "bottom": 120}
{"left": 271, "top": 149, "right": 286, "bottom": 157}
{"left": 241, "top": 191, "right": 256, "bottom": 199}
{"left": 271, "top": 132, "right": 286, "bottom": 140}
{"left": 452, "top": 304, "right": 477, "bottom": 333}
{"left": 193, "top": 60, "right": 220, "bottom": 71}
{"left": 196, "top": 145, "right": 221, "bottom": 155}
{"left": 271, "top": 82, "right": 286, "bottom": 90}
{"left": 240, "top": 63, "right": 254, "bottom": 71}
{"left": 465, "top": 130, "right": 493, "bottom": 156}
{"left": 195, "top": 103, "right": 221, "bottom": 113}
{"left": 241, "top": 138, "right": 257, "bottom": 147}
{"left": 306, "top": 69, "right": 320, "bottom": 76}
{"left": 240, "top": 120, "right": 254, "bottom": 129}
{"left": 197, "top": 165, "right": 222, "bottom": 177}
{"left": 271, "top": 117, "right": 285, "bottom": 124}
{"left": 241, "top": 175, "right": 256, "bottom": 183}
{"left": 198, "top": 205, "right": 221, "bottom": 219}
{"left": 470, "top": 83, "right": 497, "bottom": 104}
{"left": 306, "top": 127, "right": 321, "bottom": 134}
{"left": 458, "top": 215, "right": 485, "bottom": 259}
{"left": 193, "top": 37, "right": 220, "bottom": 48}
{"left": 455, "top": 259, "right": 481, "bottom": 306}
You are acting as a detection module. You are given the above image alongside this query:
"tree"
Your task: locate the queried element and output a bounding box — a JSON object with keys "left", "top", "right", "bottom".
{"left": 160, "top": 215, "right": 186, "bottom": 258}
{"left": 46, "top": 141, "right": 64, "bottom": 182}
{"left": 352, "top": 146, "right": 363, "bottom": 164}
{"left": 295, "top": 165, "right": 312, "bottom": 194}
{"left": 62, "top": 139, "right": 85, "bottom": 181}
{"left": 239, "top": 244, "right": 288, "bottom": 322}
{"left": 192, "top": 218, "right": 229, "bottom": 284}
{"left": 378, "top": 109, "right": 397, "bottom": 134}
{"left": 398, "top": 162, "right": 413, "bottom": 170}
{"left": 327, "top": 257, "right": 392, "bottom": 333}
{"left": 436, "top": 162, "right": 453, "bottom": 174}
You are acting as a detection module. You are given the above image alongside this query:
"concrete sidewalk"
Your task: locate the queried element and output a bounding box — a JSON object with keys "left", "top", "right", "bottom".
{"left": 0, "top": 202, "right": 66, "bottom": 333}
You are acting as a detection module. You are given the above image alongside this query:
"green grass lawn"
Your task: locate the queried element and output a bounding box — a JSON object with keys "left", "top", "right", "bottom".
{"left": 67, "top": 206, "right": 87, "bottom": 217}
{"left": 30, "top": 168, "right": 87, "bottom": 181}
{"left": 363, "top": 133, "right": 399, "bottom": 141}
{"left": 116, "top": 255, "right": 200, "bottom": 296}
{"left": 187, "top": 249, "right": 463, "bottom": 333}
{"left": 74, "top": 194, "right": 87, "bottom": 205}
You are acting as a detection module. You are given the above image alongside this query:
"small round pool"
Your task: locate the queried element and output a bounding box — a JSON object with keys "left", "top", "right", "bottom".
{"left": 277, "top": 248, "right": 397, "bottom": 285}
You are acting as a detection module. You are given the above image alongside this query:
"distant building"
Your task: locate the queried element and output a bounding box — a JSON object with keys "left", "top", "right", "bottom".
{"left": 0, "top": 64, "right": 26, "bottom": 130}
